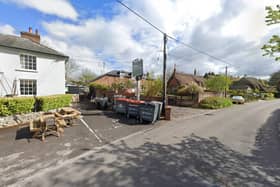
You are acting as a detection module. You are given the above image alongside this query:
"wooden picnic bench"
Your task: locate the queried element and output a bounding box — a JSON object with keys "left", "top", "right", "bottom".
{"left": 29, "top": 107, "right": 81, "bottom": 141}
{"left": 29, "top": 113, "right": 62, "bottom": 141}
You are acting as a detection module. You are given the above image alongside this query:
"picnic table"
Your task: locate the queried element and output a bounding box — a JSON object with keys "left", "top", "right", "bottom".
{"left": 29, "top": 113, "right": 62, "bottom": 141}
{"left": 29, "top": 108, "right": 81, "bottom": 141}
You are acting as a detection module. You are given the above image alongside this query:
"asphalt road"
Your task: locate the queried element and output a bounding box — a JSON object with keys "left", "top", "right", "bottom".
{"left": 0, "top": 110, "right": 156, "bottom": 186}
{"left": 17, "top": 99, "right": 280, "bottom": 187}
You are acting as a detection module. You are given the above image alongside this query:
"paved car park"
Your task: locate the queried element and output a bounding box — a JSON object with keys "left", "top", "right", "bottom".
{"left": 0, "top": 106, "right": 159, "bottom": 186}
{"left": 0, "top": 102, "right": 211, "bottom": 186}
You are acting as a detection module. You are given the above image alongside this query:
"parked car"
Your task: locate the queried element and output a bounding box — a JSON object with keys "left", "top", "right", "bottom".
{"left": 232, "top": 96, "right": 245, "bottom": 104}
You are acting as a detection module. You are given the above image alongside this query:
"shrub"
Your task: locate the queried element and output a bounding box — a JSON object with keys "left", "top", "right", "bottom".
{"left": 0, "top": 94, "right": 73, "bottom": 116}
{"left": 89, "top": 83, "right": 110, "bottom": 91}
{"left": 0, "top": 99, "right": 11, "bottom": 116}
{"left": 0, "top": 97, "right": 35, "bottom": 116}
{"left": 176, "top": 84, "right": 203, "bottom": 96}
{"left": 36, "top": 94, "right": 73, "bottom": 112}
{"left": 263, "top": 92, "right": 275, "bottom": 100}
{"left": 199, "top": 97, "right": 232, "bottom": 109}
{"left": 142, "top": 78, "right": 162, "bottom": 97}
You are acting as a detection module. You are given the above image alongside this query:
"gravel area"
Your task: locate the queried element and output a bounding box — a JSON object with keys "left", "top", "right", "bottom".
{"left": 0, "top": 112, "right": 43, "bottom": 128}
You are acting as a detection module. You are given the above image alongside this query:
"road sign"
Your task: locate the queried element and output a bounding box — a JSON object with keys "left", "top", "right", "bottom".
{"left": 132, "top": 58, "right": 143, "bottom": 78}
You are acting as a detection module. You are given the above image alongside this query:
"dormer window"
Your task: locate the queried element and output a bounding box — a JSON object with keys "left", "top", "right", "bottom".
{"left": 20, "top": 54, "right": 37, "bottom": 70}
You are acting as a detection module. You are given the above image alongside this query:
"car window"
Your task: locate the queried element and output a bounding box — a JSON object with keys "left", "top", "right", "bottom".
{"left": 232, "top": 96, "right": 242, "bottom": 99}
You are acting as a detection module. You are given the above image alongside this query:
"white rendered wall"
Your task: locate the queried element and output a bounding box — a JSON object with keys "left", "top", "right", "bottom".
{"left": 0, "top": 47, "right": 66, "bottom": 97}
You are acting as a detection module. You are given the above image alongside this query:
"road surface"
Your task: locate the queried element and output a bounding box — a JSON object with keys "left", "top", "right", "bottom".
{"left": 13, "top": 100, "right": 280, "bottom": 186}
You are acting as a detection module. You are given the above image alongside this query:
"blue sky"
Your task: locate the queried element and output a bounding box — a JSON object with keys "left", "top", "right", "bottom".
{"left": 0, "top": 0, "right": 116, "bottom": 35}
{"left": 0, "top": 0, "right": 279, "bottom": 78}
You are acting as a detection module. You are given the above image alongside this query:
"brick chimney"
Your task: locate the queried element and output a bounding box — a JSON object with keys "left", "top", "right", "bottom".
{"left": 20, "top": 27, "right": 40, "bottom": 43}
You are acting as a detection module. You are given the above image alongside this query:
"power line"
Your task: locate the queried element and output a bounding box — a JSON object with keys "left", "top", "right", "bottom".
{"left": 166, "top": 35, "right": 235, "bottom": 66}
{"left": 116, "top": 0, "right": 235, "bottom": 67}
{"left": 116, "top": 0, "right": 165, "bottom": 34}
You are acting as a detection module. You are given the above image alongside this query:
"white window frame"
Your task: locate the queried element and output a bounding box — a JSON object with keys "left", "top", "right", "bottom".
{"left": 20, "top": 54, "right": 37, "bottom": 71}
{"left": 20, "top": 79, "right": 37, "bottom": 96}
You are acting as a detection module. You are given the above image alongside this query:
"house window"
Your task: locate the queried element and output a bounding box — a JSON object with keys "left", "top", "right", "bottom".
{"left": 20, "top": 54, "right": 37, "bottom": 70}
{"left": 20, "top": 79, "right": 37, "bottom": 95}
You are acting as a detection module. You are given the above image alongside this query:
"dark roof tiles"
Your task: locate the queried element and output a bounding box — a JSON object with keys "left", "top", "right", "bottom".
{"left": 0, "top": 34, "right": 67, "bottom": 58}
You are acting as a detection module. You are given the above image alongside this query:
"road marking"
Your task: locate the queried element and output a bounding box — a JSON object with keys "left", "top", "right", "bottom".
{"left": 80, "top": 118, "right": 103, "bottom": 143}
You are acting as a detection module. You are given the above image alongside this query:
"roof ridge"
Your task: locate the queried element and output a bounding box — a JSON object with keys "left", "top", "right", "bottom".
{"left": 0, "top": 33, "right": 67, "bottom": 58}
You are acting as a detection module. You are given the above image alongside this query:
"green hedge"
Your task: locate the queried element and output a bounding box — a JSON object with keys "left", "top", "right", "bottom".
{"left": 0, "top": 97, "right": 35, "bottom": 116}
{"left": 36, "top": 94, "right": 73, "bottom": 112}
{"left": 228, "top": 90, "right": 275, "bottom": 102}
{"left": 89, "top": 82, "right": 110, "bottom": 91}
{"left": 263, "top": 92, "right": 275, "bottom": 100}
{"left": 199, "top": 97, "right": 232, "bottom": 109}
{"left": 0, "top": 94, "right": 73, "bottom": 116}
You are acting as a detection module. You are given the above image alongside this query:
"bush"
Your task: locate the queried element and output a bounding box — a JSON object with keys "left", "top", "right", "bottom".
{"left": 36, "top": 94, "right": 73, "bottom": 112}
{"left": 0, "top": 99, "right": 10, "bottom": 116}
{"left": 229, "top": 90, "right": 275, "bottom": 102}
{"left": 199, "top": 97, "right": 232, "bottom": 109}
{"left": 89, "top": 83, "right": 110, "bottom": 91}
{"left": 0, "top": 95, "right": 73, "bottom": 116}
{"left": 263, "top": 92, "right": 275, "bottom": 100}
{"left": 143, "top": 78, "right": 162, "bottom": 97}
{"left": 0, "top": 97, "right": 35, "bottom": 116}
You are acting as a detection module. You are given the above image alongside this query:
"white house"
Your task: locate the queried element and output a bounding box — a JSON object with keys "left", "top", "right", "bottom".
{"left": 0, "top": 28, "right": 68, "bottom": 97}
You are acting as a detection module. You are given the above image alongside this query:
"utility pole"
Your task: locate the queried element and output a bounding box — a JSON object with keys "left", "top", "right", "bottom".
{"left": 225, "top": 66, "right": 228, "bottom": 98}
{"left": 162, "top": 33, "right": 167, "bottom": 113}
{"left": 136, "top": 76, "right": 141, "bottom": 101}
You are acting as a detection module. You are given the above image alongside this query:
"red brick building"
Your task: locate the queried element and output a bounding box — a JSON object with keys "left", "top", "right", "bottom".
{"left": 91, "top": 70, "right": 132, "bottom": 87}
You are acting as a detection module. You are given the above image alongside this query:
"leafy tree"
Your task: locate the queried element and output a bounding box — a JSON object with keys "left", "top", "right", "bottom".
{"left": 146, "top": 71, "right": 155, "bottom": 80}
{"left": 203, "top": 72, "right": 215, "bottom": 79}
{"left": 65, "top": 59, "right": 80, "bottom": 83}
{"left": 110, "top": 80, "right": 134, "bottom": 93}
{"left": 143, "top": 78, "right": 162, "bottom": 97}
{"left": 269, "top": 70, "right": 280, "bottom": 86}
{"left": 125, "top": 80, "right": 134, "bottom": 89}
{"left": 73, "top": 68, "right": 96, "bottom": 86}
{"left": 262, "top": 5, "right": 280, "bottom": 61}
{"left": 205, "top": 75, "right": 232, "bottom": 93}
{"left": 268, "top": 70, "right": 280, "bottom": 91}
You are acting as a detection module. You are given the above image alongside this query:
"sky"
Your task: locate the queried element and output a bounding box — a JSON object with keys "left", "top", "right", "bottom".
{"left": 0, "top": 0, "right": 279, "bottom": 79}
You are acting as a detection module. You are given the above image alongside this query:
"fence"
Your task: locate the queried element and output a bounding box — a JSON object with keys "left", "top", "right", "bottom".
{"left": 141, "top": 91, "right": 222, "bottom": 107}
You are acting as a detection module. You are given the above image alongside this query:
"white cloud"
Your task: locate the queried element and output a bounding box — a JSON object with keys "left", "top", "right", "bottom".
{"left": 41, "top": 0, "right": 223, "bottom": 75}
{"left": 221, "top": 0, "right": 279, "bottom": 43}
{"left": 37, "top": 0, "right": 280, "bottom": 77}
{"left": 41, "top": 36, "right": 109, "bottom": 75}
{"left": 0, "top": 24, "right": 16, "bottom": 35}
{"left": 2, "top": 0, "right": 78, "bottom": 20}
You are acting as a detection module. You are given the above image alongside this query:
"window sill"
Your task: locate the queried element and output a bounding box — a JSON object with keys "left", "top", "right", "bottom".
{"left": 15, "top": 69, "right": 38, "bottom": 73}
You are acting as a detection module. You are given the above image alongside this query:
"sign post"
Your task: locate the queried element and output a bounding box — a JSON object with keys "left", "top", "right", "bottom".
{"left": 132, "top": 59, "right": 143, "bottom": 101}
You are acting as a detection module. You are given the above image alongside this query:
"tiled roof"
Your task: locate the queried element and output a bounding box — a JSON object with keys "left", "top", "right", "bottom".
{"left": 92, "top": 70, "right": 132, "bottom": 82}
{"left": 0, "top": 34, "right": 68, "bottom": 58}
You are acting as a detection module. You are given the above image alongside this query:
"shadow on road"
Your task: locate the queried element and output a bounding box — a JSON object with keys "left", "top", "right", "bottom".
{"left": 251, "top": 109, "right": 280, "bottom": 183}
{"left": 15, "top": 126, "right": 33, "bottom": 142}
{"left": 22, "top": 108, "right": 280, "bottom": 187}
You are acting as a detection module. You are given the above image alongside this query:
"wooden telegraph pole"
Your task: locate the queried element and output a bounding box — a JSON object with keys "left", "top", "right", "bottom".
{"left": 225, "top": 66, "right": 228, "bottom": 98}
{"left": 162, "top": 33, "right": 167, "bottom": 113}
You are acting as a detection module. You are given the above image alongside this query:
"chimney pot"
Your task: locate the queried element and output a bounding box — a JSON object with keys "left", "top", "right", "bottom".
{"left": 20, "top": 27, "right": 40, "bottom": 43}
